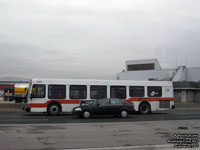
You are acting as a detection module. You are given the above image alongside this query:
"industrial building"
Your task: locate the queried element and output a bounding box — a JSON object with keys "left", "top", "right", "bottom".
{"left": 0, "top": 77, "right": 30, "bottom": 97}
{"left": 117, "top": 59, "right": 200, "bottom": 104}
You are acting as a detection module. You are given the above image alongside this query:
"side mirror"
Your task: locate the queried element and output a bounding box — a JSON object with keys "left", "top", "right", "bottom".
{"left": 96, "top": 103, "right": 100, "bottom": 107}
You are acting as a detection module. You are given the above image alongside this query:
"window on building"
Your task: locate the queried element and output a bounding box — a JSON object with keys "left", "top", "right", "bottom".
{"left": 110, "top": 86, "right": 126, "bottom": 99}
{"left": 129, "top": 86, "right": 145, "bottom": 97}
{"left": 70, "top": 85, "right": 87, "bottom": 99}
{"left": 32, "top": 84, "right": 45, "bottom": 98}
{"left": 48, "top": 85, "right": 66, "bottom": 99}
{"left": 127, "top": 63, "right": 155, "bottom": 71}
{"left": 148, "top": 86, "right": 162, "bottom": 97}
{"left": 90, "top": 86, "right": 107, "bottom": 99}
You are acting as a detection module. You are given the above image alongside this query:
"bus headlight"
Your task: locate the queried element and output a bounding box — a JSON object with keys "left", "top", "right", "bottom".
{"left": 75, "top": 108, "right": 82, "bottom": 111}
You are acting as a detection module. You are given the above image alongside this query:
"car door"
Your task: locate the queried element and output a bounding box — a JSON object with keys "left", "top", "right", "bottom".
{"left": 109, "top": 98, "right": 123, "bottom": 114}
{"left": 94, "top": 99, "right": 110, "bottom": 115}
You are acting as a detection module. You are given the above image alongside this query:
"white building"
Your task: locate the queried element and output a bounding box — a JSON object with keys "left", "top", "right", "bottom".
{"left": 117, "top": 59, "right": 200, "bottom": 82}
{"left": 117, "top": 59, "right": 200, "bottom": 104}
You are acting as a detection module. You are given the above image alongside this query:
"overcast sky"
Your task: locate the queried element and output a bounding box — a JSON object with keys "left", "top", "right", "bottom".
{"left": 0, "top": 0, "right": 200, "bottom": 79}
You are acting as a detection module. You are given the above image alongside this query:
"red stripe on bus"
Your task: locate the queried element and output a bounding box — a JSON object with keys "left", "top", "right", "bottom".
{"left": 125, "top": 97, "right": 174, "bottom": 103}
{"left": 28, "top": 99, "right": 80, "bottom": 108}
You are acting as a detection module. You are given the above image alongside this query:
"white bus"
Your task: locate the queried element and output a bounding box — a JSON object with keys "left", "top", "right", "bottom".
{"left": 25, "top": 78, "right": 174, "bottom": 115}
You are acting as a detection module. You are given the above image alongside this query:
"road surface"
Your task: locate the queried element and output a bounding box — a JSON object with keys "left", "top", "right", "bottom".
{"left": 0, "top": 110, "right": 199, "bottom": 150}
{"left": 0, "top": 110, "right": 200, "bottom": 124}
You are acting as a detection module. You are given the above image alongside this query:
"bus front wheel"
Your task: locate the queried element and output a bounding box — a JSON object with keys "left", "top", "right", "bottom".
{"left": 139, "top": 102, "right": 151, "bottom": 114}
{"left": 47, "top": 103, "right": 61, "bottom": 116}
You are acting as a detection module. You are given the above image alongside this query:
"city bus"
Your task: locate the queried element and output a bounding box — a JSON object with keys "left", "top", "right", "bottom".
{"left": 25, "top": 78, "right": 174, "bottom": 115}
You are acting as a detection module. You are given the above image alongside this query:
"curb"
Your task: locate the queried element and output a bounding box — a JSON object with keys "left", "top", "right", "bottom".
{"left": 0, "top": 103, "right": 200, "bottom": 112}
{"left": 0, "top": 103, "right": 26, "bottom": 112}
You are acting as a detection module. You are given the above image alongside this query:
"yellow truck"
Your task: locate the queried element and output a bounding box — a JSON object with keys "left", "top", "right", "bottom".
{"left": 14, "top": 84, "right": 29, "bottom": 103}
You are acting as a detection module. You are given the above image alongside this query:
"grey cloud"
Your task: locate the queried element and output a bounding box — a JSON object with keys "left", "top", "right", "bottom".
{"left": 0, "top": 0, "right": 200, "bottom": 79}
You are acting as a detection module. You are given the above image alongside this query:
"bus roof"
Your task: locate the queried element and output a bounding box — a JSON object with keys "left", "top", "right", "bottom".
{"left": 31, "top": 78, "right": 173, "bottom": 87}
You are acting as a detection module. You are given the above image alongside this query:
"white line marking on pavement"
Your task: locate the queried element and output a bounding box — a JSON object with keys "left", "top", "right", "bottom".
{"left": 178, "top": 116, "right": 200, "bottom": 119}
{"left": 0, "top": 119, "right": 48, "bottom": 122}
{"left": 60, "top": 144, "right": 200, "bottom": 150}
{"left": 60, "top": 144, "right": 171, "bottom": 150}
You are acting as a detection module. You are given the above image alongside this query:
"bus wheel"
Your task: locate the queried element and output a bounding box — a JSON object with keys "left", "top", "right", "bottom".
{"left": 83, "top": 111, "right": 91, "bottom": 118}
{"left": 139, "top": 103, "right": 151, "bottom": 114}
{"left": 47, "top": 103, "right": 61, "bottom": 116}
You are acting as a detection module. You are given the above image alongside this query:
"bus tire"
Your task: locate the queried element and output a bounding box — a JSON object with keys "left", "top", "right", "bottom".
{"left": 120, "top": 110, "right": 128, "bottom": 118}
{"left": 47, "top": 103, "right": 61, "bottom": 116}
{"left": 83, "top": 110, "right": 91, "bottom": 118}
{"left": 139, "top": 102, "right": 151, "bottom": 114}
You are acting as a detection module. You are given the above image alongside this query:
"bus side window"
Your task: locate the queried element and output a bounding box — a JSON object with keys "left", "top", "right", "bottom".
{"left": 129, "top": 86, "right": 144, "bottom": 97}
{"left": 110, "top": 86, "right": 126, "bottom": 99}
{"left": 70, "top": 85, "right": 87, "bottom": 99}
{"left": 90, "top": 85, "right": 107, "bottom": 99}
{"left": 48, "top": 85, "right": 66, "bottom": 99}
{"left": 148, "top": 86, "right": 162, "bottom": 97}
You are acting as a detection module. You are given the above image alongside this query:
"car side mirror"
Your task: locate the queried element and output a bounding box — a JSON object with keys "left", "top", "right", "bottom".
{"left": 96, "top": 103, "right": 100, "bottom": 107}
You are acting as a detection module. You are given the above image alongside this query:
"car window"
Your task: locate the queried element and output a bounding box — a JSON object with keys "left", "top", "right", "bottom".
{"left": 99, "top": 99, "right": 110, "bottom": 106}
{"left": 110, "top": 98, "right": 122, "bottom": 105}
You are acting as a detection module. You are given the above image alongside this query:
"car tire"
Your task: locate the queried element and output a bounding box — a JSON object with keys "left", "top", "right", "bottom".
{"left": 139, "top": 103, "right": 151, "bottom": 114}
{"left": 121, "top": 110, "right": 128, "bottom": 118}
{"left": 83, "top": 111, "right": 91, "bottom": 119}
{"left": 47, "top": 103, "right": 61, "bottom": 116}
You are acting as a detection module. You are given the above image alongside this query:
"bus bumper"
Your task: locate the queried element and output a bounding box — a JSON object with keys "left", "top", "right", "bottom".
{"left": 23, "top": 106, "right": 30, "bottom": 112}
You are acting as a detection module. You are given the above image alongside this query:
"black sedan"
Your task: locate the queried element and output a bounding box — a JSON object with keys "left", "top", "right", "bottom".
{"left": 73, "top": 98, "right": 135, "bottom": 118}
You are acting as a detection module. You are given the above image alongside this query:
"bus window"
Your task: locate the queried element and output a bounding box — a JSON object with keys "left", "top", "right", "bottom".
{"left": 90, "top": 85, "right": 107, "bottom": 99}
{"left": 148, "top": 86, "right": 162, "bottom": 97}
{"left": 70, "top": 85, "right": 87, "bottom": 99}
{"left": 32, "top": 84, "right": 46, "bottom": 98}
{"left": 110, "top": 86, "right": 126, "bottom": 99}
{"left": 129, "top": 86, "right": 144, "bottom": 97}
{"left": 48, "top": 85, "right": 66, "bottom": 99}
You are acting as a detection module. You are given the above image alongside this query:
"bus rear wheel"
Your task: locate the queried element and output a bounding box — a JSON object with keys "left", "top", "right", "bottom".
{"left": 47, "top": 103, "right": 61, "bottom": 116}
{"left": 139, "top": 103, "right": 151, "bottom": 114}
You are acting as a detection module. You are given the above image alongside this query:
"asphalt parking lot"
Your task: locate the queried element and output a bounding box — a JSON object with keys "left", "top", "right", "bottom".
{"left": 0, "top": 110, "right": 200, "bottom": 150}
{"left": 0, "top": 119, "right": 199, "bottom": 150}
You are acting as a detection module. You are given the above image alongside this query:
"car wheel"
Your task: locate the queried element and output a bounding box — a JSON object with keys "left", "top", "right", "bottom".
{"left": 83, "top": 111, "right": 91, "bottom": 118}
{"left": 47, "top": 103, "right": 61, "bottom": 116}
{"left": 139, "top": 103, "right": 151, "bottom": 114}
{"left": 121, "top": 110, "right": 128, "bottom": 118}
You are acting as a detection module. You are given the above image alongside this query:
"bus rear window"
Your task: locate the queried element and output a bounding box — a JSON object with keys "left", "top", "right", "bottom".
{"left": 32, "top": 84, "right": 46, "bottom": 98}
